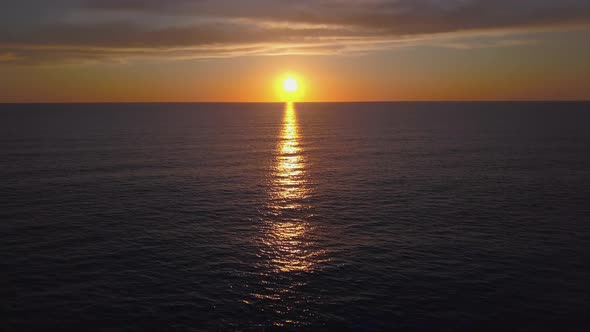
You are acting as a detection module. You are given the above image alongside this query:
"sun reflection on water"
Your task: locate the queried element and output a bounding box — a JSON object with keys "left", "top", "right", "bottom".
{"left": 250, "top": 102, "right": 326, "bottom": 327}
{"left": 263, "top": 102, "right": 318, "bottom": 273}
{"left": 271, "top": 102, "right": 309, "bottom": 211}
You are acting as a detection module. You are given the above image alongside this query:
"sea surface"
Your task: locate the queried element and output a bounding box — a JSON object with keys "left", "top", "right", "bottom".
{"left": 1, "top": 102, "right": 590, "bottom": 331}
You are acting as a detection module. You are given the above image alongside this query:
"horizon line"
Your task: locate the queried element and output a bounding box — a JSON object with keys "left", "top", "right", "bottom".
{"left": 1, "top": 100, "right": 589, "bottom": 105}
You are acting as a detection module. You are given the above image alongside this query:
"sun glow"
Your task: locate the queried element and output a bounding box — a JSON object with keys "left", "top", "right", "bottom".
{"left": 275, "top": 73, "right": 305, "bottom": 102}
{"left": 283, "top": 77, "right": 298, "bottom": 93}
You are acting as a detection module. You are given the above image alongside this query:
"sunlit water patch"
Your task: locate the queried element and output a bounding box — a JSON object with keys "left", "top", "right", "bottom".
{"left": 249, "top": 103, "right": 329, "bottom": 327}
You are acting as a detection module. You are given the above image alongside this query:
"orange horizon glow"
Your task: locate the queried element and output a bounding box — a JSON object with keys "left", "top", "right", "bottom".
{"left": 1, "top": 47, "right": 590, "bottom": 103}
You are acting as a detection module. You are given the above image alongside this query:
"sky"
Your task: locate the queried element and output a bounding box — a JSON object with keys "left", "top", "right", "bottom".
{"left": 0, "top": 0, "right": 589, "bottom": 102}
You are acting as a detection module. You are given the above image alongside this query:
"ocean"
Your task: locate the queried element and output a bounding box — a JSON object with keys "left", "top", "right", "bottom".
{"left": 1, "top": 102, "right": 589, "bottom": 331}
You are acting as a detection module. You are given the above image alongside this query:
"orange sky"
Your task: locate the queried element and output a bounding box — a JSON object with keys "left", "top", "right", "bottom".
{"left": 1, "top": 1, "right": 589, "bottom": 102}
{"left": 2, "top": 40, "right": 589, "bottom": 103}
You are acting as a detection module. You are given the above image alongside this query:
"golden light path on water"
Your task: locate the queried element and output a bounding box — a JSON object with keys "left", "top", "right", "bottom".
{"left": 251, "top": 102, "right": 327, "bottom": 327}
{"left": 264, "top": 102, "right": 317, "bottom": 273}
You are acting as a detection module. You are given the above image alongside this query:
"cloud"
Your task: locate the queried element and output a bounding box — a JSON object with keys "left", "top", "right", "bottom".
{"left": 1, "top": 0, "right": 589, "bottom": 64}
{"left": 83, "top": 0, "right": 590, "bottom": 33}
{"left": 0, "top": 52, "right": 18, "bottom": 62}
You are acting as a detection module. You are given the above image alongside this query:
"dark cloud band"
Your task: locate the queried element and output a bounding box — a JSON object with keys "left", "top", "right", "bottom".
{"left": 1, "top": 0, "right": 589, "bottom": 64}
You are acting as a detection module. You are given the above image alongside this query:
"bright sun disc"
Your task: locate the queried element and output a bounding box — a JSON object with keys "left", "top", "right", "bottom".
{"left": 283, "top": 77, "right": 298, "bottom": 93}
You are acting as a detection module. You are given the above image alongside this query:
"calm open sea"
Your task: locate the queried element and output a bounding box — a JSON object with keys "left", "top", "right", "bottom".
{"left": 1, "top": 102, "right": 590, "bottom": 331}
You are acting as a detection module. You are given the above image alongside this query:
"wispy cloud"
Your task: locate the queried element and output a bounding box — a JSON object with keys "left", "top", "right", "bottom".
{"left": 0, "top": 52, "right": 18, "bottom": 62}
{"left": 1, "top": 0, "right": 589, "bottom": 64}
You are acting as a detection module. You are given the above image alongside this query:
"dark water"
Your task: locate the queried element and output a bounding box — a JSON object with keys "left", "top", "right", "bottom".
{"left": 2, "top": 102, "right": 590, "bottom": 331}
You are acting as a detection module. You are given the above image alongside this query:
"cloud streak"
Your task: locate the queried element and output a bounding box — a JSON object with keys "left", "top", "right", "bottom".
{"left": 1, "top": 0, "right": 589, "bottom": 64}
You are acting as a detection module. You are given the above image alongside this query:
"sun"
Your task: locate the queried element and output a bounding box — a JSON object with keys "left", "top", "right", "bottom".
{"left": 283, "top": 77, "right": 299, "bottom": 93}
{"left": 275, "top": 73, "right": 305, "bottom": 102}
